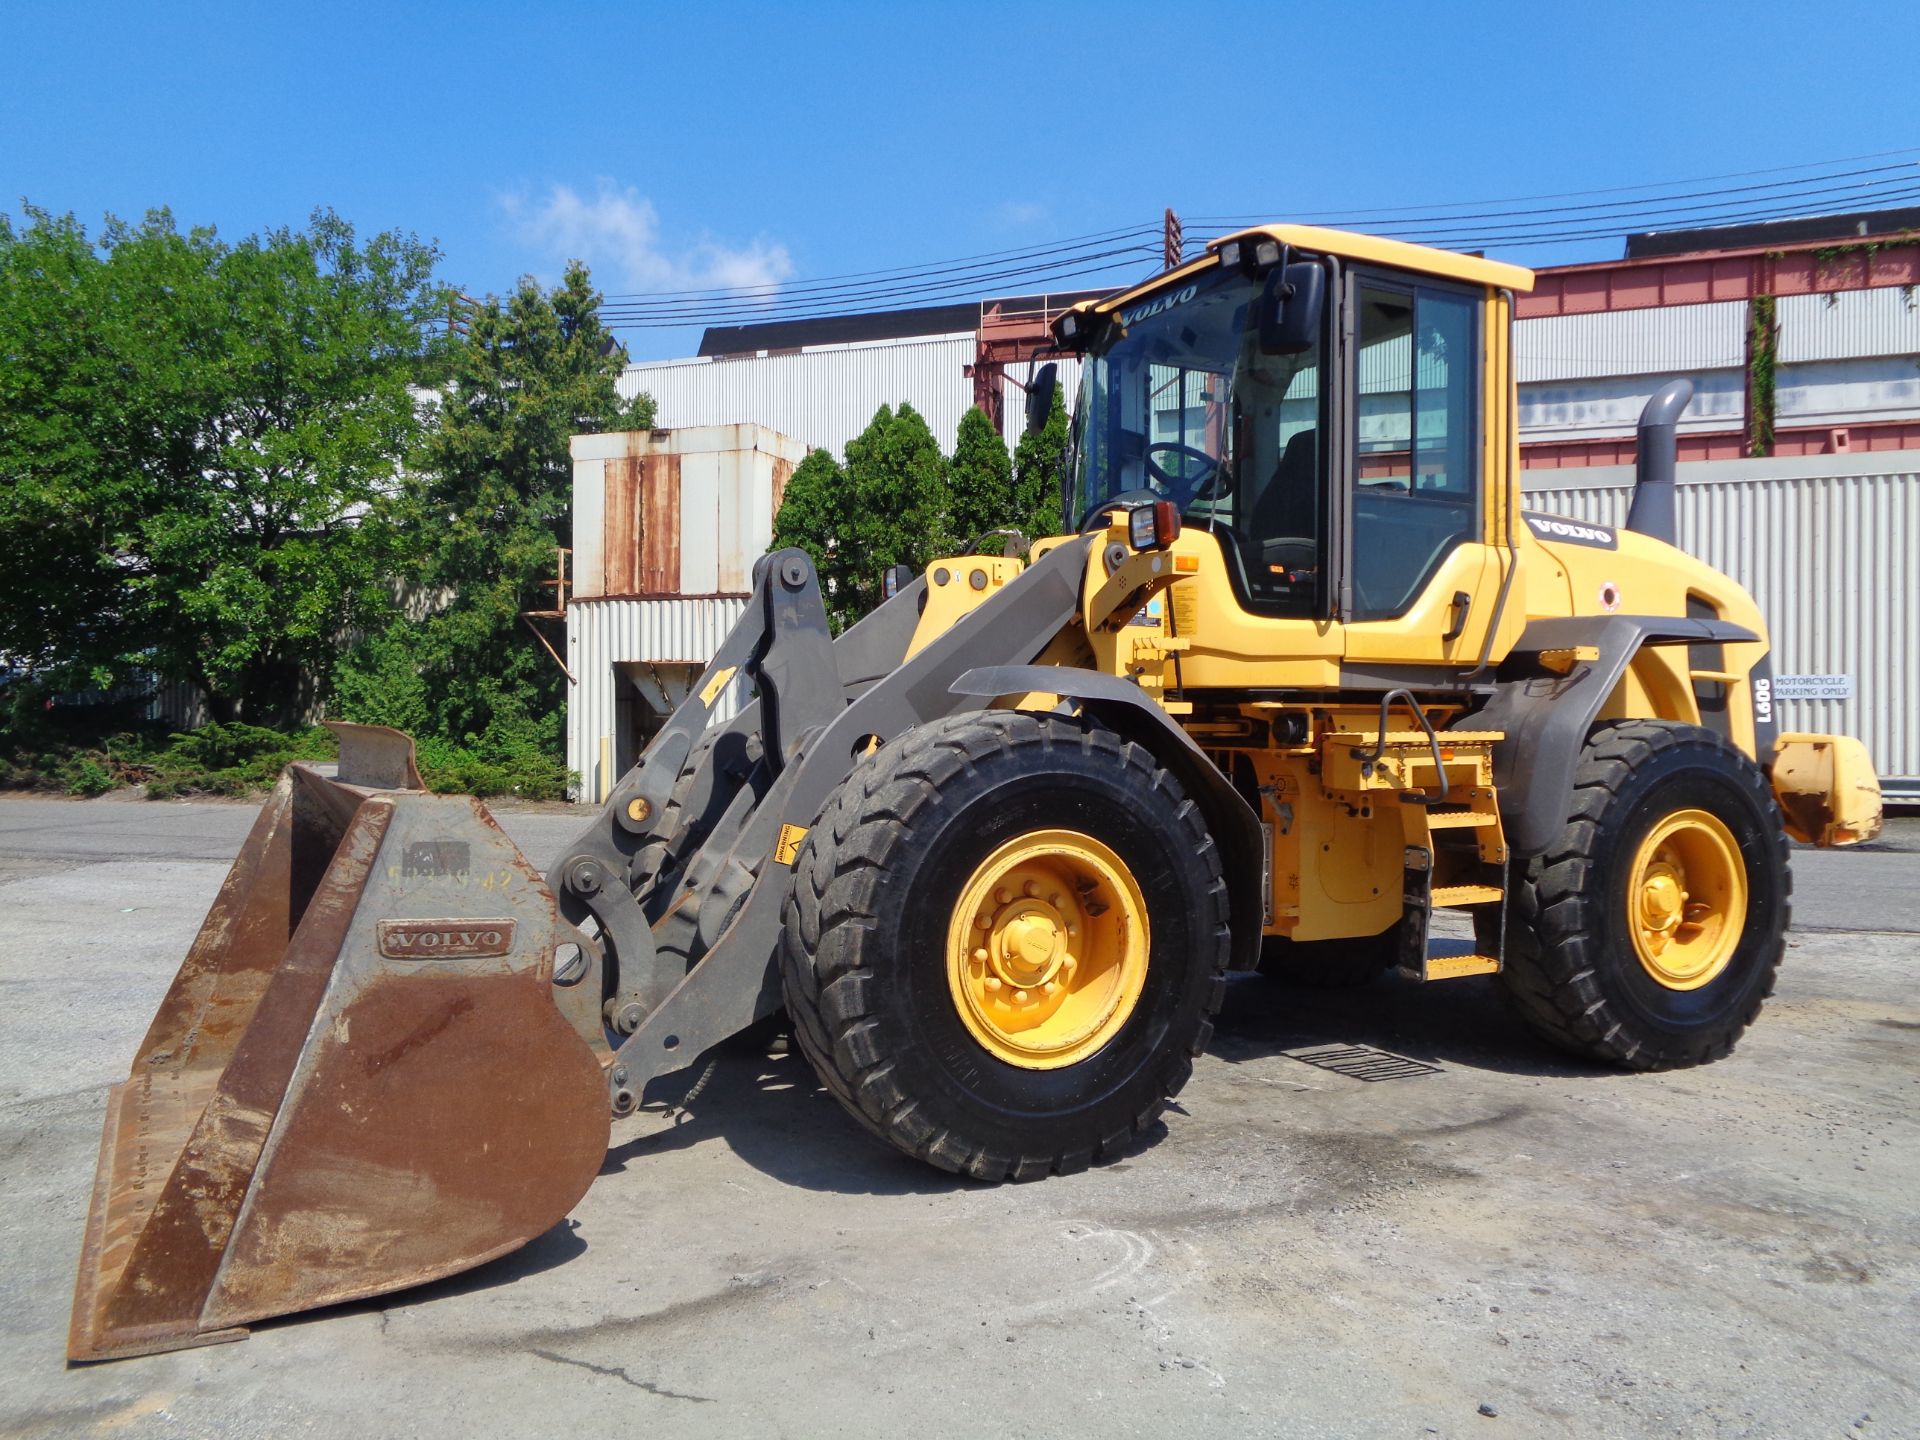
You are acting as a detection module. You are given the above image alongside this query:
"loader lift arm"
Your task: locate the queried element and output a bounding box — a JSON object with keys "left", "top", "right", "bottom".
{"left": 550, "top": 541, "right": 1094, "bottom": 1114}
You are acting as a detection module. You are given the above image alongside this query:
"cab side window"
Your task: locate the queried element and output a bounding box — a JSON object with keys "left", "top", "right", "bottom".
{"left": 1351, "top": 283, "right": 1481, "bottom": 619}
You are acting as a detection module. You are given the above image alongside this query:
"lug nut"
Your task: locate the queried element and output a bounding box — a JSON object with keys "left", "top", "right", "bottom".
{"left": 1024, "top": 880, "right": 1038, "bottom": 897}
{"left": 972, "top": 947, "right": 989, "bottom": 964}
{"left": 1043, "top": 981, "right": 1059, "bottom": 997}
{"left": 984, "top": 977, "right": 1002, "bottom": 992}
{"left": 1013, "top": 989, "right": 1028, "bottom": 1003}
{"left": 995, "top": 887, "right": 1012, "bottom": 904}
{"left": 976, "top": 913, "right": 992, "bottom": 930}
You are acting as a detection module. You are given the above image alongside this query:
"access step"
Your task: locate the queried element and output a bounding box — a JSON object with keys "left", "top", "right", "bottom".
{"left": 1422, "top": 953, "right": 1501, "bottom": 980}
{"left": 1430, "top": 883, "right": 1505, "bottom": 907}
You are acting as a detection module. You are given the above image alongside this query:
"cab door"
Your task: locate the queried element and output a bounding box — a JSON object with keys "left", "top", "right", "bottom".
{"left": 1338, "top": 271, "right": 1510, "bottom": 671}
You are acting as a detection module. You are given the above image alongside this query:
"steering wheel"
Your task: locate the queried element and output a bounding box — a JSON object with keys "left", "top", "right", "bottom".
{"left": 1145, "top": 442, "right": 1232, "bottom": 506}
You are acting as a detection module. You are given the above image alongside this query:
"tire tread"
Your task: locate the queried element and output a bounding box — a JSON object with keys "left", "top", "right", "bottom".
{"left": 779, "top": 709, "right": 1232, "bottom": 1181}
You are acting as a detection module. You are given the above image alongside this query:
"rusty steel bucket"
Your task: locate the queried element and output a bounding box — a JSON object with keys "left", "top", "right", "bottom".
{"left": 68, "top": 725, "right": 610, "bottom": 1362}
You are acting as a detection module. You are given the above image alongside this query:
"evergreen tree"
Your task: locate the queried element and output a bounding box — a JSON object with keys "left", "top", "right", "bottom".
{"left": 1012, "top": 381, "right": 1071, "bottom": 540}
{"left": 943, "top": 405, "right": 1015, "bottom": 552}
{"left": 769, "top": 446, "right": 857, "bottom": 629}
{"left": 770, "top": 402, "right": 947, "bottom": 631}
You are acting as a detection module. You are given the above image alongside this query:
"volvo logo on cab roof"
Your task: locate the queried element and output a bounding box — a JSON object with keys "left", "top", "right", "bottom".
{"left": 1120, "top": 284, "right": 1198, "bottom": 328}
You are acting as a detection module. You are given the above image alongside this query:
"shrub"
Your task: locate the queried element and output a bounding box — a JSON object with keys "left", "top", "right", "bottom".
{"left": 63, "top": 755, "right": 116, "bottom": 796}
{"left": 413, "top": 731, "right": 573, "bottom": 801}
{"left": 141, "top": 723, "right": 337, "bottom": 799}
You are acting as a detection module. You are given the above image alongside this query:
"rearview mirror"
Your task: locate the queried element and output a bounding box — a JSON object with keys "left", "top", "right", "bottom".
{"left": 1024, "top": 362, "right": 1059, "bottom": 434}
{"left": 1259, "top": 262, "right": 1324, "bottom": 355}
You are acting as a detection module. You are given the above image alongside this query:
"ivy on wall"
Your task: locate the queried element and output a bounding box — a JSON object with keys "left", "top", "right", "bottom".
{"left": 1747, "top": 293, "right": 1777, "bottom": 458}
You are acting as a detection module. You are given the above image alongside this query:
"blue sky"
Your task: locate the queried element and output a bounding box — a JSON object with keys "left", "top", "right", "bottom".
{"left": 4, "top": 1, "right": 1916, "bottom": 358}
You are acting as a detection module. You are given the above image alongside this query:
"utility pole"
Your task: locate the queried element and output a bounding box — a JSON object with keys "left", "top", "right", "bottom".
{"left": 1163, "top": 208, "right": 1183, "bottom": 271}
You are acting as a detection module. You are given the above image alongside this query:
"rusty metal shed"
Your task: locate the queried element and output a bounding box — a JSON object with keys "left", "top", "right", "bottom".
{"left": 565, "top": 425, "right": 807, "bottom": 800}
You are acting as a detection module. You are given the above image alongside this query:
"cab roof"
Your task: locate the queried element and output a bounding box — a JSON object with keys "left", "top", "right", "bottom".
{"left": 1084, "top": 224, "right": 1536, "bottom": 317}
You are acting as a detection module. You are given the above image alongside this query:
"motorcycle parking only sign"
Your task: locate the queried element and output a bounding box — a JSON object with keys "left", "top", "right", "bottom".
{"left": 1771, "top": 674, "right": 1855, "bottom": 701}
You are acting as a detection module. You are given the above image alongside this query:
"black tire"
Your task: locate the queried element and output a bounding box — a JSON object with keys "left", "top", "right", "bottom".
{"left": 1491, "top": 719, "right": 1790, "bottom": 1070}
{"left": 1257, "top": 923, "right": 1400, "bottom": 990}
{"left": 778, "top": 710, "right": 1232, "bottom": 1181}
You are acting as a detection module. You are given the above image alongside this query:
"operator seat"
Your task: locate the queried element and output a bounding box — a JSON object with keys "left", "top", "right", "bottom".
{"left": 1252, "top": 428, "right": 1317, "bottom": 543}
{"left": 1225, "top": 427, "right": 1319, "bottom": 609}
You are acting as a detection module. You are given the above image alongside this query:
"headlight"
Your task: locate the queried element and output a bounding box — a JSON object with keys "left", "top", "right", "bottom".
{"left": 1128, "top": 501, "right": 1181, "bottom": 550}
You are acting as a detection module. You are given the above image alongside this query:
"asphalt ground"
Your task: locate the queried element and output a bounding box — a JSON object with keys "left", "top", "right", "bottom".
{"left": 1, "top": 794, "right": 1915, "bottom": 1439}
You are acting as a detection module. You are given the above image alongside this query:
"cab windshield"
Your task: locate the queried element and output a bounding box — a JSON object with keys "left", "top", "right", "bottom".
{"left": 1068, "top": 264, "right": 1326, "bottom": 612}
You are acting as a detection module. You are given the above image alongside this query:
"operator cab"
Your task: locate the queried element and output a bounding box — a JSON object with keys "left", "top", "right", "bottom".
{"left": 1061, "top": 227, "right": 1525, "bottom": 628}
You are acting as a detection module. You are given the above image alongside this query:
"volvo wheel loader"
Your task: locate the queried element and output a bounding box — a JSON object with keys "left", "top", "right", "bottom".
{"left": 70, "top": 224, "right": 1885, "bottom": 1362}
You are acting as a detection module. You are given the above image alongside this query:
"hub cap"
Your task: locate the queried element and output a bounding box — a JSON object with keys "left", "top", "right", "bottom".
{"left": 1627, "top": 808, "right": 1748, "bottom": 990}
{"left": 945, "top": 830, "right": 1149, "bottom": 1069}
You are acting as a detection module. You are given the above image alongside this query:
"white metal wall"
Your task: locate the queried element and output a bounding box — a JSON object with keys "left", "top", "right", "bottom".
{"left": 1515, "top": 302, "right": 1748, "bottom": 383}
{"left": 1525, "top": 454, "right": 1920, "bottom": 787}
{"left": 620, "top": 334, "right": 978, "bottom": 459}
{"left": 566, "top": 596, "right": 748, "bottom": 801}
{"left": 1777, "top": 286, "right": 1920, "bottom": 363}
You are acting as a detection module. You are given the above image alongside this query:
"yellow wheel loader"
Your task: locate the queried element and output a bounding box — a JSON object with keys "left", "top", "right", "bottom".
{"left": 69, "top": 224, "right": 1885, "bottom": 1362}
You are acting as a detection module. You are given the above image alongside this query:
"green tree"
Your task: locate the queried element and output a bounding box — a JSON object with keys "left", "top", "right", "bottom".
{"left": 341, "top": 261, "right": 653, "bottom": 754}
{"left": 771, "top": 403, "right": 947, "bottom": 631}
{"left": 0, "top": 205, "right": 442, "bottom": 725}
{"left": 769, "top": 446, "right": 853, "bottom": 626}
{"left": 1012, "top": 380, "right": 1071, "bottom": 540}
{"left": 943, "top": 405, "right": 1015, "bottom": 552}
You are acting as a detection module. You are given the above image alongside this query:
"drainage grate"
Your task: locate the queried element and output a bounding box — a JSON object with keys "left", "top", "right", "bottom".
{"left": 1287, "top": 1045, "right": 1441, "bottom": 1082}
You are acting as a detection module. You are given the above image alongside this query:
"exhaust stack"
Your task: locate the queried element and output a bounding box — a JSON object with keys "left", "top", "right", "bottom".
{"left": 1624, "top": 377, "right": 1694, "bottom": 545}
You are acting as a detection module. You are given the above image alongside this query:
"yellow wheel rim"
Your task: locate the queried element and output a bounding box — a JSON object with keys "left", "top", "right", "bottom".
{"left": 1627, "top": 808, "right": 1747, "bottom": 991}
{"left": 945, "top": 829, "right": 1149, "bottom": 1069}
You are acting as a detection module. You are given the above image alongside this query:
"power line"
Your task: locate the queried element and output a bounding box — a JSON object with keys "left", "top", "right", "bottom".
{"left": 1188, "top": 147, "right": 1920, "bottom": 224}
{"left": 1190, "top": 167, "right": 1920, "bottom": 238}
{"left": 1190, "top": 177, "right": 1920, "bottom": 252}
{"left": 1191, "top": 183, "right": 1920, "bottom": 254}
{"left": 597, "top": 240, "right": 1161, "bottom": 323}
{"left": 600, "top": 243, "right": 1162, "bottom": 325}
{"left": 596, "top": 222, "right": 1159, "bottom": 303}
{"left": 590, "top": 150, "right": 1920, "bottom": 334}
{"left": 602, "top": 250, "right": 1161, "bottom": 330}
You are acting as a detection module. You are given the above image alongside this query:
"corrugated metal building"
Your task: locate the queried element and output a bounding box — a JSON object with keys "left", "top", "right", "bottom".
{"left": 1525, "top": 454, "right": 1918, "bottom": 793}
{"left": 1514, "top": 283, "right": 1920, "bottom": 458}
{"left": 565, "top": 424, "right": 806, "bottom": 800}
{"left": 618, "top": 333, "right": 980, "bottom": 461}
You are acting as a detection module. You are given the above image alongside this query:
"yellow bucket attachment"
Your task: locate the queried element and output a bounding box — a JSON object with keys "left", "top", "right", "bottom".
{"left": 68, "top": 726, "right": 610, "bottom": 1362}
